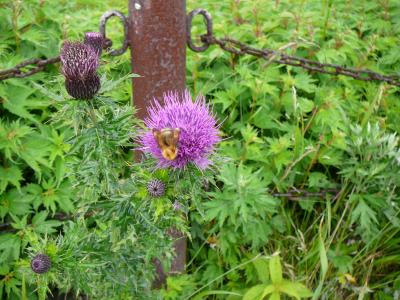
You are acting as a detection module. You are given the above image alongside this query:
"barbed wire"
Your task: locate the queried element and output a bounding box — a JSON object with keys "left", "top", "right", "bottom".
{"left": 0, "top": 56, "right": 60, "bottom": 81}
{"left": 0, "top": 39, "right": 115, "bottom": 82}
{"left": 271, "top": 188, "right": 339, "bottom": 201}
{"left": 0, "top": 9, "right": 120, "bottom": 82}
{"left": 2, "top": 8, "right": 400, "bottom": 86}
{"left": 187, "top": 8, "right": 400, "bottom": 87}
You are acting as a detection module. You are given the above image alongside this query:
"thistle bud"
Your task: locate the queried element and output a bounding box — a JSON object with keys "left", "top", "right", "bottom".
{"left": 60, "top": 42, "right": 98, "bottom": 80}
{"left": 84, "top": 32, "right": 105, "bottom": 57}
{"left": 31, "top": 254, "right": 51, "bottom": 274}
{"left": 65, "top": 75, "right": 100, "bottom": 100}
{"left": 147, "top": 179, "right": 166, "bottom": 198}
{"left": 60, "top": 41, "right": 100, "bottom": 100}
{"left": 172, "top": 200, "right": 183, "bottom": 211}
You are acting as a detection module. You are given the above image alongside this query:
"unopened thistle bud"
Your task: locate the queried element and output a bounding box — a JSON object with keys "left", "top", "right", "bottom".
{"left": 172, "top": 200, "right": 183, "bottom": 211}
{"left": 65, "top": 75, "right": 100, "bottom": 100}
{"left": 84, "top": 32, "right": 105, "bottom": 57}
{"left": 147, "top": 179, "right": 166, "bottom": 198}
{"left": 60, "top": 42, "right": 98, "bottom": 80}
{"left": 60, "top": 41, "right": 100, "bottom": 100}
{"left": 31, "top": 254, "right": 51, "bottom": 274}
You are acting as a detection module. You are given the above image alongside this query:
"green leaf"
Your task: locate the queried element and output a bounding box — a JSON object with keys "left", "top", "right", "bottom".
{"left": 241, "top": 124, "right": 264, "bottom": 144}
{"left": 312, "top": 232, "right": 329, "bottom": 300}
{"left": 5, "top": 277, "right": 21, "bottom": 298}
{"left": 32, "top": 211, "right": 62, "bottom": 234}
{"left": 100, "top": 73, "right": 140, "bottom": 94}
{"left": 252, "top": 106, "right": 280, "bottom": 130}
{"left": 351, "top": 197, "right": 378, "bottom": 234}
{"left": 308, "top": 172, "right": 330, "bottom": 188}
{"left": 0, "top": 234, "right": 21, "bottom": 263}
{"left": 193, "top": 290, "right": 243, "bottom": 300}
{"left": 32, "top": 82, "right": 64, "bottom": 102}
{"left": 10, "top": 214, "right": 27, "bottom": 230}
{"left": 18, "top": 133, "right": 51, "bottom": 177}
{"left": 269, "top": 291, "right": 281, "bottom": 300}
{"left": 34, "top": 219, "right": 63, "bottom": 234}
{"left": 35, "top": 180, "right": 74, "bottom": 213}
{"left": 253, "top": 256, "right": 270, "bottom": 283}
{"left": 269, "top": 254, "right": 283, "bottom": 284}
{"left": 1, "top": 83, "right": 37, "bottom": 122}
{"left": 0, "top": 189, "right": 32, "bottom": 218}
{"left": 319, "top": 236, "right": 328, "bottom": 280}
{"left": 280, "top": 280, "right": 313, "bottom": 299}
{"left": 32, "top": 211, "right": 48, "bottom": 225}
{"left": 21, "top": 273, "right": 27, "bottom": 300}
{"left": 57, "top": 194, "right": 74, "bottom": 213}
{"left": 53, "top": 153, "right": 65, "bottom": 180}
{"left": 298, "top": 97, "right": 315, "bottom": 113}
{"left": 0, "top": 165, "right": 22, "bottom": 193}
{"left": 267, "top": 136, "right": 291, "bottom": 155}
{"left": 261, "top": 285, "right": 276, "bottom": 299}
{"left": 243, "top": 284, "right": 268, "bottom": 300}
{"left": 0, "top": 265, "right": 10, "bottom": 275}
{"left": 0, "top": 120, "right": 33, "bottom": 159}
{"left": 294, "top": 73, "right": 316, "bottom": 93}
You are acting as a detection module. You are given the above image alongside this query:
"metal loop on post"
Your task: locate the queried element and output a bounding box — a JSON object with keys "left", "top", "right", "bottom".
{"left": 99, "top": 10, "right": 129, "bottom": 56}
{"left": 187, "top": 8, "right": 213, "bottom": 52}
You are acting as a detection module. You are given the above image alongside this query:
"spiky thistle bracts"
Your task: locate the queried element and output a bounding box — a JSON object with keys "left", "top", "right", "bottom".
{"left": 65, "top": 75, "right": 101, "bottom": 100}
{"left": 84, "top": 32, "right": 105, "bottom": 57}
{"left": 60, "top": 38, "right": 102, "bottom": 100}
{"left": 138, "top": 90, "right": 221, "bottom": 169}
{"left": 172, "top": 200, "right": 183, "bottom": 211}
{"left": 60, "top": 42, "right": 98, "bottom": 80}
{"left": 147, "top": 179, "right": 166, "bottom": 197}
{"left": 31, "top": 254, "right": 52, "bottom": 274}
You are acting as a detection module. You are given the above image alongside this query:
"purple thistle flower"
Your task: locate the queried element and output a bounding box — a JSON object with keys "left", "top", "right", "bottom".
{"left": 84, "top": 32, "right": 105, "bottom": 57}
{"left": 31, "top": 254, "right": 51, "bottom": 274}
{"left": 60, "top": 42, "right": 98, "bottom": 80}
{"left": 147, "top": 179, "right": 166, "bottom": 197}
{"left": 138, "top": 90, "right": 220, "bottom": 169}
{"left": 60, "top": 41, "right": 100, "bottom": 100}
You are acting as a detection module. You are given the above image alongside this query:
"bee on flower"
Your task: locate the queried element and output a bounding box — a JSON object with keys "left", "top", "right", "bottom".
{"left": 138, "top": 90, "right": 221, "bottom": 170}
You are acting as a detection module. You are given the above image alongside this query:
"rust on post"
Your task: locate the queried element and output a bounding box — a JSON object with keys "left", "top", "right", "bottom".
{"left": 129, "top": 0, "right": 187, "bottom": 120}
{"left": 128, "top": 0, "right": 187, "bottom": 287}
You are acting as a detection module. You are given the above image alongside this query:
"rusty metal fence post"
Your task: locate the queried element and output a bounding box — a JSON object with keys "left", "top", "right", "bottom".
{"left": 128, "top": 0, "right": 187, "bottom": 287}
{"left": 129, "top": 0, "right": 186, "bottom": 119}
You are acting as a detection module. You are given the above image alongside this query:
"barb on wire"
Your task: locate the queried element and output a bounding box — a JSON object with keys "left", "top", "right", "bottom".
{"left": 187, "top": 8, "right": 400, "bottom": 87}
{"left": 271, "top": 188, "right": 339, "bottom": 201}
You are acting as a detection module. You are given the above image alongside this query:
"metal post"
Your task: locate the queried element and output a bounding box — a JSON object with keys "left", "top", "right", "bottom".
{"left": 128, "top": 0, "right": 187, "bottom": 287}
{"left": 129, "top": 0, "right": 186, "bottom": 119}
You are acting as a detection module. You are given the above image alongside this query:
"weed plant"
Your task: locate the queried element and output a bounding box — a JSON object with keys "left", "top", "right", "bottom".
{"left": 1, "top": 0, "right": 400, "bottom": 299}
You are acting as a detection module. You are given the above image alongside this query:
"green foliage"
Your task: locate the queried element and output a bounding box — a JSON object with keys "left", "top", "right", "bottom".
{"left": 0, "top": 1, "right": 191, "bottom": 297}
{"left": 185, "top": 0, "right": 400, "bottom": 299}
{"left": 1, "top": 71, "right": 193, "bottom": 298}
{"left": 243, "top": 254, "right": 312, "bottom": 300}
{"left": 1, "top": 0, "right": 400, "bottom": 299}
{"left": 340, "top": 123, "right": 400, "bottom": 241}
{"left": 203, "top": 163, "right": 280, "bottom": 253}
